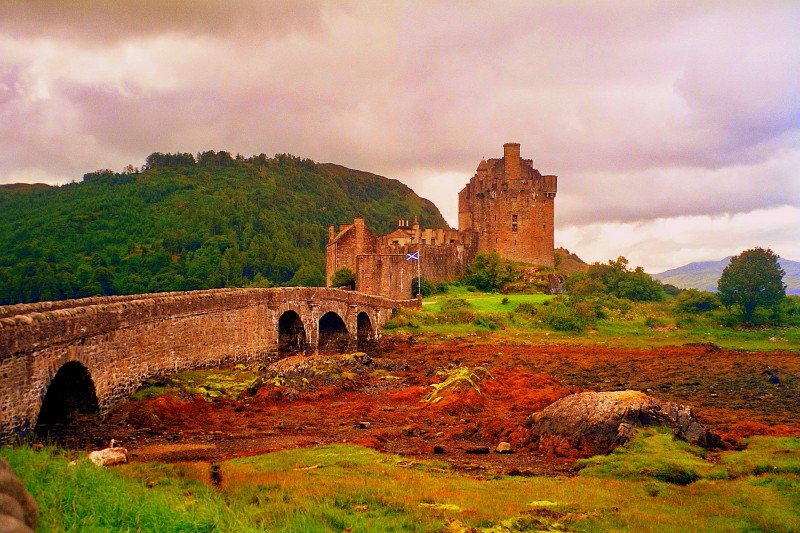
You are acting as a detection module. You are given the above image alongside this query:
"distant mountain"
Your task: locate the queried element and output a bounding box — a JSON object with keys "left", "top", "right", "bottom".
{"left": 653, "top": 257, "right": 800, "bottom": 296}
{"left": 0, "top": 151, "right": 447, "bottom": 305}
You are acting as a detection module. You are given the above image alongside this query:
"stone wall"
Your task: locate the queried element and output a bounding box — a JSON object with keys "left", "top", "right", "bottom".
{"left": 0, "top": 287, "right": 417, "bottom": 441}
{"left": 458, "top": 143, "right": 557, "bottom": 267}
{"left": 325, "top": 217, "right": 378, "bottom": 286}
{"left": 355, "top": 242, "right": 477, "bottom": 299}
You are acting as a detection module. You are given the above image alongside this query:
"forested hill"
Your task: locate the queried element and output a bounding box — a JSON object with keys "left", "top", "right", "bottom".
{"left": 0, "top": 151, "right": 447, "bottom": 305}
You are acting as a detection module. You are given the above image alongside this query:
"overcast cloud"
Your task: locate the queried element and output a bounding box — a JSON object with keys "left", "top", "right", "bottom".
{"left": 1, "top": 1, "right": 798, "bottom": 272}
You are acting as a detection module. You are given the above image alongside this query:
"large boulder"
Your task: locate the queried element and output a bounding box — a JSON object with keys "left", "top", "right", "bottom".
{"left": 0, "top": 457, "right": 39, "bottom": 533}
{"left": 526, "top": 390, "right": 720, "bottom": 458}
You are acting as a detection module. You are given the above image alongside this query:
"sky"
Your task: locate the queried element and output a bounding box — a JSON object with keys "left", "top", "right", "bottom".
{"left": 1, "top": 1, "right": 798, "bottom": 273}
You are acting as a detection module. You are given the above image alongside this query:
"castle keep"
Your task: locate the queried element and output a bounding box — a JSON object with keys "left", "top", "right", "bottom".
{"left": 326, "top": 143, "right": 557, "bottom": 299}
{"left": 458, "top": 143, "right": 557, "bottom": 265}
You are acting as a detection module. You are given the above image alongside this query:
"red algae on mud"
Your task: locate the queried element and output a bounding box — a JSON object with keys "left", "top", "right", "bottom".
{"left": 68, "top": 339, "right": 800, "bottom": 474}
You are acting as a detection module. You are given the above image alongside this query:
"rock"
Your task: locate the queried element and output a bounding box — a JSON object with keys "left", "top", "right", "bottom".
{"left": 495, "top": 442, "right": 512, "bottom": 454}
{"left": 526, "top": 390, "right": 720, "bottom": 457}
{"left": 0, "top": 514, "right": 35, "bottom": 533}
{"left": 88, "top": 441, "right": 129, "bottom": 467}
{"left": 0, "top": 457, "right": 39, "bottom": 533}
{"left": 465, "top": 446, "right": 490, "bottom": 455}
{"left": 433, "top": 445, "right": 446, "bottom": 454}
{"left": 358, "top": 421, "right": 371, "bottom": 429}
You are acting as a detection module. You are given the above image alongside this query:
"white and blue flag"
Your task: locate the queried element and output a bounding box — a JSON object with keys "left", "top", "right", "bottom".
{"left": 405, "top": 251, "right": 419, "bottom": 261}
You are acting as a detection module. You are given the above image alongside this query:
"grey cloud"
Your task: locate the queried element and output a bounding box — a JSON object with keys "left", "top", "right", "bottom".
{"left": 1, "top": 1, "right": 799, "bottom": 240}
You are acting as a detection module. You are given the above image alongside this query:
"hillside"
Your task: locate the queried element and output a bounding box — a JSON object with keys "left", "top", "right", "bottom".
{"left": 653, "top": 257, "right": 800, "bottom": 295}
{"left": 0, "top": 151, "right": 447, "bottom": 305}
{"left": 554, "top": 247, "right": 589, "bottom": 275}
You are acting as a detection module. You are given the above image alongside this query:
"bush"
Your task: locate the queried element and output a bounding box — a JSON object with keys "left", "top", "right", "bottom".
{"left": 440, "top": 298, "right": 471, "bottom": 311}
{"left": 473, "top": 315, "right": 504, "bottom": 330}
{"left": 514, "top": 302, "right": 538, "bottom": 316}
{"left": 774, "top": 296, "right": 800, "bottom": 327}
{"left": 538, "top": 301, "right": 589, "bottom": 332}
{"left": 673, "top": 289, "right": 721, "bottom": 314}
{"left": 564, "top": 275, "right": 606, "bottom": 299}
{"left": 411, "top": 277, "right": 435, "bottom": 297}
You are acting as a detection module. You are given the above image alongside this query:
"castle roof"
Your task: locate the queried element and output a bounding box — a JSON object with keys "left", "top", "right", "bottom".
{"left": 383, "top": 227, "right": 413, "bottom": 239}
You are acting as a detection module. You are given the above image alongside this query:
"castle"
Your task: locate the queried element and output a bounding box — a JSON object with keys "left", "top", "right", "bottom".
{"left": 326, "top": 143, "right": 557, "bottom": 299}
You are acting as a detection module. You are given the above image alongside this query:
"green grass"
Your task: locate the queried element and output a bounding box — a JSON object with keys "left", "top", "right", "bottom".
{"left": 424, "top": 285, "right": 555, "bottom": 313}
{"left": 387, "top": 289, "right": 800, "bottom": 351}
{"left": 3, "top": 434, "right": 800, "bottom": 532}
{"left": 0, "top": 446, "right": 220, "bottom": 531}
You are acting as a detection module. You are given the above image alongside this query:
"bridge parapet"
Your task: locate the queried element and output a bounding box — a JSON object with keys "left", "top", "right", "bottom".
{"left": 0, "top": 288, "right": 418, "bottom": 441}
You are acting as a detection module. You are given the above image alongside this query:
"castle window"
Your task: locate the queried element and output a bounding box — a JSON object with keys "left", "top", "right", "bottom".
{"left": 421, "top": 239, "right": 426, "bottom": 244}
{"left": 393, "top": 240, "right": 399, "bottom": 245}
{"left": 512, "top": 214, "right": 518, "bottom": 222}
{"left": 512, "top": 223, "right": 518, "bottom": 232}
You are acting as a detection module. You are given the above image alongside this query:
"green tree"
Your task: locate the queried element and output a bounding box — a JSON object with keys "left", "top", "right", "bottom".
{"left": 465, "top": 251, "right": 517, "bottom": 292}
{"left": 572, "top": 256, "right": 665, "bottom": 302}
{"left": 289, "top": 263, "right": 325, "bottom": 287}
{"left": 717, "top": 247, "right": 786, "bottom": 323}
{"left": 673, "top": 289, "right": 721, "bottom": 314}
{"left": 330, "top": 267, "right": 356, "bottom": 289}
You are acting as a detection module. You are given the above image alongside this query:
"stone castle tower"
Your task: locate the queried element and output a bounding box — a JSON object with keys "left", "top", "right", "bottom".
{"left": 457, "top": 143, "right": 557, "bottom": 266}
{"left": 326, "top": 143, "right": 557, "bottom": 298}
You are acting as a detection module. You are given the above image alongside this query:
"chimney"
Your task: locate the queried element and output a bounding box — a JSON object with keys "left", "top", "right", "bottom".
{"left": 503, "top": 142, "right": 521, "bottom": 180}
{"left": 354, "top": 216, "right": 366, "bottom": 254}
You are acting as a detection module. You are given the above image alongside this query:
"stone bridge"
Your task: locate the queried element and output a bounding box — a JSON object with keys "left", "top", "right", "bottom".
{"left": 0, "top": 287, "right": 419, "bottom": 441}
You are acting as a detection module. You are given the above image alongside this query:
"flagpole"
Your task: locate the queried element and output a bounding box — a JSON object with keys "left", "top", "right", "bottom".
{"left": 417, "top": 246, "right": 421, "bottom": 296}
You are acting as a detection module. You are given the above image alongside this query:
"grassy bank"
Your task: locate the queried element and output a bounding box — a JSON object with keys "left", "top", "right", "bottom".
{"left": 2, "top": 431, "right": 799, "bottom": 531}
{"left": 390, "top": 287, "right": 800, "bottom": 351}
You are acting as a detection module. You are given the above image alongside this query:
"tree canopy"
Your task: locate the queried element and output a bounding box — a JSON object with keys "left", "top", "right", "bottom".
{"left": 0, "top": 152, "right": 446, "bottom": 305}
{"left": 717, "top": 247, "right": 786, "bottom": 323}
{"left": 565, "top": 256, "right": 665, "bottom": 302}
{"left": 329, "top": 268, "right": 356, "bottom": 289}
{"left": 464, "top": 251, "right": 518, "bottom": 292}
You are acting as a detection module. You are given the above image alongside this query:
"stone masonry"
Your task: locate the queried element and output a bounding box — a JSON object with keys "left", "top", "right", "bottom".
{"left": 458, "top": 142, "right": 557, "bottom": 266}
{"left": 0, "top": 287, "right": 418, "bottom": 441}
{"left": 327, "top": 143, "right": 557, "bottom": 298}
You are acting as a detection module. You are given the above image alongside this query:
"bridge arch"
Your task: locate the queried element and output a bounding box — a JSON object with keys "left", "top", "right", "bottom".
{"left": 35, "top": 361, "right": 99, "bottom": 438}
{"left": 357, "top": 311, "right": 376, "bottom": 350}
{"left": 0, "top": 287, "right": 419, "bottom": 441}
{"left": 318, "top": 311, "right": 349, "bottom": 352}
{"left": 278, "top": 310, "right": 307, "bottom": 355}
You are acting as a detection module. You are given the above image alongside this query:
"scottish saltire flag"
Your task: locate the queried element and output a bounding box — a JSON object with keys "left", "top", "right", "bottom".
{"left": 406, "top": 251, "right": 419, "bottom": 261}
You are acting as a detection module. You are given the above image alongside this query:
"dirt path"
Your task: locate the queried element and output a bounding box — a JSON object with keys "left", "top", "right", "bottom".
{"left": 70, "top": 339, "right": 799, "bottom": 476}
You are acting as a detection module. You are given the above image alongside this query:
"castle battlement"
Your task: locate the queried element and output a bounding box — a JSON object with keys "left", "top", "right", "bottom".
{"left": 326, "top": 143, "right": 557, "bottom": 298}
